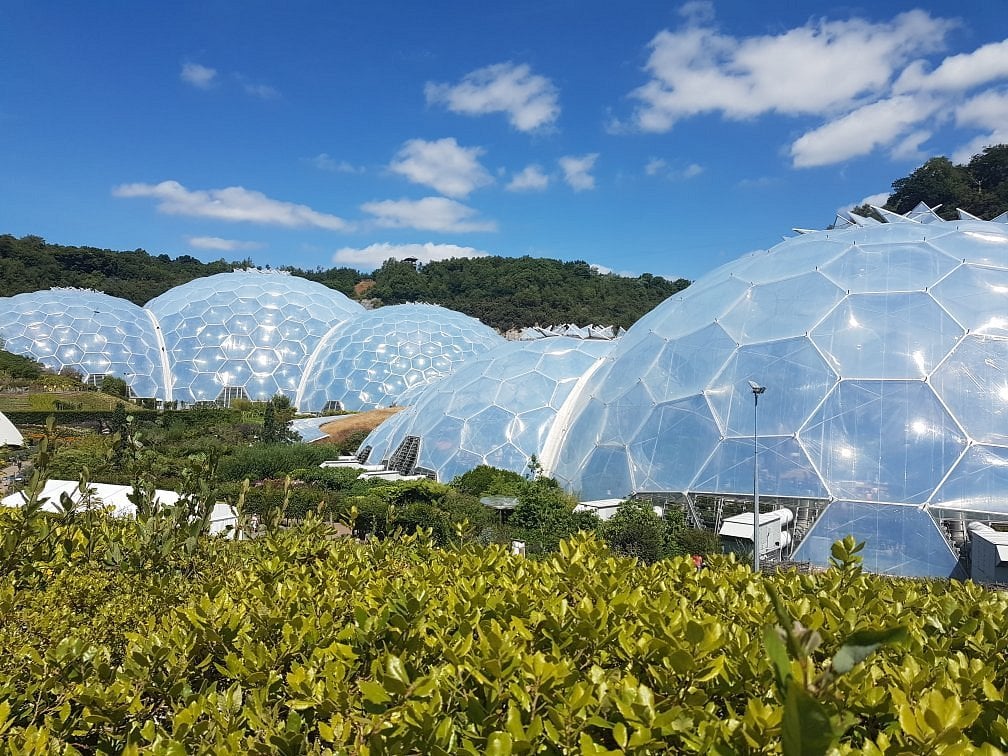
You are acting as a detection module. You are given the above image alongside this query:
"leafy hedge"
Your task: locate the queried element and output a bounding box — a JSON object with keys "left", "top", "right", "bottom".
{"left": 0, "top": 525, "right": 1005, "bottom": 753}
{"left": 3, "top": 409, "right": 159, "bottom": 426}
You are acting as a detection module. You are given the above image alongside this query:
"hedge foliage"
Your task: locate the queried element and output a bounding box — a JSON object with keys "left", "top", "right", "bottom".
{"left": 0, "top": 521, "right": 1006, "bottom": 753}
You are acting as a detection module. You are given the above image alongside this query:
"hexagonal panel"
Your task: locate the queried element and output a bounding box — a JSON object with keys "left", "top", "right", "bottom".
{"left": 791, "top": 500, "right": 959, "bottom": 577}
{"left": 718, "top": 272, "right": 846, "bottom": 343}
{"left": 930, "top": 334, "right": 1008, "bottom": 446}
{"left": 800, "top": 380, "right": 966, "bottom": 504}
{"left": 821, "top": 241, "right": 958, "bottom": 293}
{"left": 927, "top": 224, "right": 1008, "bottom": 269}
{"left": 0, "top": 288, "right": 167, "bottom": 397}
{"left": 690, "top": 436, "right": 828, "bottom": 498}
{"left": 707, "top": 337, "right": 836, "bottom": 437}
{"left": 929, "top": 444, "right": 1008, "bottom": 517}
{"left": 298, "top": 303, "right": 503, "bottom": 412}
{"left": 145, "top": 270, "right": 362, "bottom": 402}
{"left": 811, "top": 292, "right": 962, "bottom": 379}
{"left": 627, "top": 394, "right": 722, "bottom": 494}
{"left": 930, "top": 264, "right": 1008, "bottom": 336}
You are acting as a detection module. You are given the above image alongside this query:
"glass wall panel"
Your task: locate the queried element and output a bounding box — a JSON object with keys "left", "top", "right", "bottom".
{"left": 719, "top": 272, "right": 846, "bottom": 343}
{"left": 791, "top": 500, "right": 957, "bottom": 578}
{"left": 707, "top": 337, "right": 836, "bottom": 437}
{"left": 821, "top": 242, "right": 958, "bottom": 293}
{"left": 931, "top": 334, "right": 1008, "bottom": 445}
{"left": 810, "top": 293, "right": 963, "bottom": 379}
{"left": 928, "top": 225, "right": 1008, "bottom": 269}
{"left": 930, "top": 444, "right": 1008, "bottom": 516}
{"left": 639, "top": 324, "right": 736, "bottom": 401}
{"left": 931, "top": 264, "right": 1008, "bottom": 336}
{"left": 800, "top": 381, "right": 966, "bottom": 504}
{"left": 627, "top": 395, "right": 721, "bottom": 494}
{"left": 691, "top": 436, "right": 828, "bottom": 498}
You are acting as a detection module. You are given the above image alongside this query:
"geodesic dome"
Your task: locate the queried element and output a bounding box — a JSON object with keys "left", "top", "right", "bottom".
{"left": 546, "top": 209, "right": 1008, "bottom": 577}
{"left": 361, "top": 337, "right": 612, "bottom": 480}
{"left": 296, "top": 303, "right": 504, "bottom": 412}
{"left": 0, "top": 288, "right": 167, "bottom": 397}
{"left": 145, "top": 270, "right": 362, "bottom": 403}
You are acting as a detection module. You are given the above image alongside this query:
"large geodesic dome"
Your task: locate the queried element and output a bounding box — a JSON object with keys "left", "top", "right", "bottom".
{"left": 145, "top": 270, "right": 362, "bottom": 403}
{"left": 546, "top": 207, "right": 1008, "bottom": 577}
{"left": 0, "top": 288, "right": 167, "bottom": 398}
{"left": 362, "top": 337, "right": 612, "bottom": 480}
{"left": 296, "top": 303, "right": 504, "bottom": 412}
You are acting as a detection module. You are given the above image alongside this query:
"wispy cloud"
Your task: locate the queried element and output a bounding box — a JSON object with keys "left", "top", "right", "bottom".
{"left": 241, "top": 80, "right": 280, "bottom": 99}
{"left": 186, "top": 236, "right": 264, "bottom": 252}
{"left": 559, "top": 154, "right": 598, "bottom": 191}
{"left": 361, "top": 196, "right": 496, "bottom": 232}
{"left": 622, "top": 9, "right": 1008, "bottom": 167}
{"left": 113, "top": 180, "right": 349, "bottom": 230}
{"left": 507, "top": 164, "right": 549, "bottom": 192}
{"left": 389, "top": 138, "right": 492, "bottom": 198}
{"left": 180, "top": 62, "right": 217, "bottom": 89}
{"left": 645, "top": 158, "right": 703, "bottom": 179}
{"left": 426, "top": 62, "right": 559, "bottom": 132}
{"left": 307, "top": 153, "right": 365, "bottom": 173}
{"left": 332, "top": 242, "right": 490, "bottom": 271}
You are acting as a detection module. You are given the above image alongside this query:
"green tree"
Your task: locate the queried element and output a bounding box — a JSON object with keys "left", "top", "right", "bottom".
{"left": 261, "top": 394, "right": 297, "bottom": 444}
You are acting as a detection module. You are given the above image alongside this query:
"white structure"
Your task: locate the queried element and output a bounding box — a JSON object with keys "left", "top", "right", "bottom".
{"left": 967, "top": 522, "right": 1008, "bottom": 583}
{"left": 1, "top": 480, "right": 236, "bottom": 535}
{"left": 0, "top": 411, "right": 23, "bottom": 447}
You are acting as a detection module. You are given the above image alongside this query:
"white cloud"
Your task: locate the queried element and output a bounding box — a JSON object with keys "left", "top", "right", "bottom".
{"left": 951, "top": 91, "right": 1008, "bottom": 162}
{"left": 895, "top": 40, "right": 1008, "bottom": 93}
{"left": 242, "top": 81, "right": 280, "bottom": 99}
{"left": 507, "top": 164, "right": 549, "bottom": 191}
{"left": 308, "top": 153, "right": 364, "bottom": 173}
{"left": 631, "top": 10, "right": 950, "bottom": 131}
{"left": 645, "top": 158, "right": 703, "bottom": 179}
{"left": 559, "top": 153, "right": 598, "bottom": 191}
{"left": 425, "top": 62, "right": 559, "bottom": 132}
{"left": 645, "top": 158, "right": 667, "bottom": 176}
{"left": 389, "top": 138, "right": 492, "bottom": 198}
{"left": 620, "top": 9, "right": 1008, "bottom": 167}
{"left": 186, "top": 236, "right": 264, "bottom": 252}
{"left": 361, "top": 196, "right": 496, "bottom": 232}
{"left": 332, "top": 242, "right": 490, "bottom": 271}
{"left": 181, "top": 63, "right": 217, "bottom": 89}
{"left": 113, "top": 180, "right": 349, "bottom": 230}
{"left": 837, "top": 192, "right": 890, "bottom": 216}
{"left": 790, "top": 95, "right": 940, "bottom": 168}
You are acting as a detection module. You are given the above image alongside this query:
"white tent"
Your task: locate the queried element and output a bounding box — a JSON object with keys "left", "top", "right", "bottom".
{"left": 0, "top": 411, "right": 23, "bottom": 447}
{"left": 1, "top": 480, "right": 237, "bottom": 535}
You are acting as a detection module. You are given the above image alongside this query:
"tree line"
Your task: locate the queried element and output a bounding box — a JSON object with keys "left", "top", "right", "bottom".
{"left": 853, "top": 144, "right": 1008, "bottom": 221}
{"left": 0, "top": 235, "right": 688, "bottom": 331}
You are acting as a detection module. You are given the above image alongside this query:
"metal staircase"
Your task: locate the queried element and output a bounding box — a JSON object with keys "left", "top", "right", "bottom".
{"left": 387, "top": 435, "right": 421, "bottom": 475}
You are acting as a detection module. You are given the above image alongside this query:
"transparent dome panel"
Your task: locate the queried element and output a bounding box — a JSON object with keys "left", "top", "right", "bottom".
{"left": 810, "top": 292, "right": 962, "bottom": 379}
{"left": 145, "top": 271, "right": 362, "bottom": 403}
{"left": 931, "top": 334, "right": 1008, "bottom": 446}
{"left": 820, "top": 241, "right": 958, "bottom": 293}
{"left": 297, "top": 303, "right": 502, "bottom": 412}
{"left": 578, "top": 445, "right": 633, "bottom": 500}
{"left": 927, "top": 226, "right": 1008, "bottom": 269}
{"left": 707, "top": 337, "right": 836, "bottom": 437}
{"left": 930, "top": 444, "right": 1008, "bottom": 517}
{"left": 639, "top": 324, "right": 736, "bottom": 401}
{"left": 718, "top": 272, "right": 846, "bottom": 343}
{"left": 0, "top": 289, "right": 167, "bottom": 398}
{"left": 800, "top": 381, "right": 966, "bottom": 504}
{"left": 790, "top": 500, "right": 957, "bottom": 578}
{"left": 653, "top": 276, "right": 751, "bottom": 340}
{"left": 627, "top": 395, "right": 721, "bottom": 494}
{"left": 930, "top": 264, "right": 1008, "bottom": 336}
{"left": 691, "top": 436, "right": 829, "bottom": 498}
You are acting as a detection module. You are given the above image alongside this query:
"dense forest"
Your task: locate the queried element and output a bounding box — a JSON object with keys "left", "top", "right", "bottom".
{"left": 0, "top": 235, "right": 688, "bottom": 331}
{"left": 854, "top": 144, "right": 1008, "bottom": 221}
{"left": 5, "top": 144, "right": 1008, "bottom": 331}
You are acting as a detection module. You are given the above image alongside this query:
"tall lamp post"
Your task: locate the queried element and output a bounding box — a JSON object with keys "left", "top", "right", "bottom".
{"left": 748, "top": 380, "right": 766, "bottom": 573}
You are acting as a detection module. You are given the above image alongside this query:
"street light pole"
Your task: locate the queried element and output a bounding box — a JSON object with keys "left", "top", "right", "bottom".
{"left": 748, "top": 380, "right": 766, "bottom": 573}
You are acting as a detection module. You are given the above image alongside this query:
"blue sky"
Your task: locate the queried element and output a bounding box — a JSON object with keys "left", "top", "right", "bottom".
{"left": 3, "top": 1, "right": 1008, "bottom": 282}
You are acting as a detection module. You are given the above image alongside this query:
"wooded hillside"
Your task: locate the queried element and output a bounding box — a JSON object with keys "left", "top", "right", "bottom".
{"left": 0, "top": 235, "right": 688, "bottom": 331}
